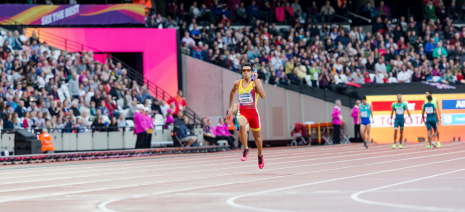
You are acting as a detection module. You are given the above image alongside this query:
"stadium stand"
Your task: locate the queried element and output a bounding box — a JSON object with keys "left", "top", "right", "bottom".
{"left": 168, "top": 0, "right": 465, "bottom": 95}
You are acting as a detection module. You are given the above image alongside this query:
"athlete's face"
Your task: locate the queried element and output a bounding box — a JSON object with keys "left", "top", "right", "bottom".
{"left": 362, "top": 99, "right": 367, "bottom": 104}
{"left": 397, "top": 94, "right": 402, "bottom": 101}
{"left": 242, "top": 66, "right": 252, "bottom": 79}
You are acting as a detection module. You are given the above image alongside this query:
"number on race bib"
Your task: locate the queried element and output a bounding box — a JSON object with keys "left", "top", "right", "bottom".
{"left": 361, "top": 111, "right": 368, "bottom": 118}
{"left": 425, "top": 106, "right": 434, "bottom": 114}
{"left": 239, "top": 93, "right": 253, "bottom": 105}
{"left": 396, "top": 108, "right": 404, "bottom": 115}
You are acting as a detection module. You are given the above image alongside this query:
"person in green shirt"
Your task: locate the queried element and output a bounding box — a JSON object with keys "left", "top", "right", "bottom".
{"left": 424, "top": 91, "right": 441, "bottom": 147}
{"left": 432, "top": 42, "right": 448, "bottom": 58}
{"left": 422, "top": 95, "right": 439, "bottom": 149}
{"left": 390, "top": 94, "right": 411, "bottom": 149}
{"left": 308, "top": 62, "right": 321, "bottom": 88}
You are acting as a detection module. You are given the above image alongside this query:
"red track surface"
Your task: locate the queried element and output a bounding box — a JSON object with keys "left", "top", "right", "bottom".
{"left": 1, "top": 142, "right": 465, "bottom": 212}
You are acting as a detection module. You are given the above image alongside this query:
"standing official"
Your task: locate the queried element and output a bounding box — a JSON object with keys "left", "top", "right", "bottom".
{"left": 351, "top": 100, "right": 361, "bottom": 142}
{"left": 144, "top": 107, "right": 154, "bottom": 148}
{"left": 134, "top": 104, "right": 147, "bottom": 149}
{"left": 332, "top": 99, "right": 342, "bottom": 144}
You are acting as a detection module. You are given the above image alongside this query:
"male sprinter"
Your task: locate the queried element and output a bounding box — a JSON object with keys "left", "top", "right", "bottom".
{"left": 358, "top": 96, "right": 374, "bottom": 148}
{"left": 422, "top": 95, "right": 439, "bottom": 149}
{"left": 390, "top": 94, "right": 411, "bottom": 149}
{"left": 425, "top": 91, "right": 441, "bottom": 147}
{"left": 227, "top": 63, "right": 266, "bottom": 169}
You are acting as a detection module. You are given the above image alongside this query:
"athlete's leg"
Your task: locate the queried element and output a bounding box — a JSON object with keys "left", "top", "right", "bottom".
{"left": 427, "top": 129, "right": 433, "bottom": 147}
{"left": 399, "top": 129, "right": 404, "bottom": 144}
{"left": 360, "top": 125, "right": 367, "bottom": 141}
{"left": 251, "top": 130, "right": 263, "bottom": 157}
{"left": 393, "top": 128, "right": 398, "bottom": 144}
{"left": 366, "top": 124, "right": 372, "bottom": 144}
{"left": 238, "top": 116, "right": 249, "bottom": 150}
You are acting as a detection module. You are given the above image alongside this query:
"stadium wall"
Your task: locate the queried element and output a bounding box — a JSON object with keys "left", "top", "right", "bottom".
{"left": 183, "top": 55, "right": 354, "bottom": 141}
{"left": 25, "top": 28, "right": 179, "bottom": 96}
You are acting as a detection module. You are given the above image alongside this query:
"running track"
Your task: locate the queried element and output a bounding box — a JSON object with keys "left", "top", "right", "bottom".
{"left": 1, "top": 142, "right": 465, "bottom": 212}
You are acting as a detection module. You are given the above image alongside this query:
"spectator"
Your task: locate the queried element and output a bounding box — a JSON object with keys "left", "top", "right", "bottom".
{"left": 236, "top": 2, "right": 247, "bottom": 23}
{"left": 3, "top": 113, "right": 14, "bottom": 130}
{"left": 291, "top": 0, "right": 305, "bottom": 20}
{"left": 397, "top": 66, "right": 411, "bottom": 83}
{"left": 189, "top": 1, "right": 201, "bottom": 19}
{"left": 202, "top": 118, "right": 216, "bottom": 146}
{"left": 320, "top": 0, "right": 335, "bottom": 22}
{"left": 247, "top": 0, "right": 259, "bottom": 20}
{"left": 167, "top": 90, "right": 187, "bottom": 116}
{"left": 376, "top": 1, "right": 389, "bottom": 18}
{"left": 433, "top": 42, "right": 447, "bottom": 58}
{"left": 173, "top": 110, "right": 184, "bottom": 132}
{"left": 425, "top": 1, "right": 438, "bottom": 20}
{"left": 178, "top": 116, "right": 197, "bottom": 147}
{"left": 363, "top": 2, "right": 377, "bottom": 19}
{"left": 215, "top": 117, "right": 236, "bottom": 148}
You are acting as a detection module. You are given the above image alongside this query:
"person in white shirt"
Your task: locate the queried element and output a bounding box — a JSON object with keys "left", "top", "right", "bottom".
{"left": 397, "top": 66, "right": 411, "bottom": 83}
{"left": 374, "top": 57, "right": 387, "bottom": 74}
{"left": 160, "top": 100, "right": 170, "bottom": 117}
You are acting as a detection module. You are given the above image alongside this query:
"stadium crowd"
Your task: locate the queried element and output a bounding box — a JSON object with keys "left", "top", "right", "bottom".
{"left": 172, "top": 0, "right": 465, "bottom": 90}
{"left": 0, "top": 29, "right": 182, "bottom": 133}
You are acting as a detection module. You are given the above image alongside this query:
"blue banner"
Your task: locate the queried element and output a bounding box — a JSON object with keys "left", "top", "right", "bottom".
{"left": 442, "top": 99, "right": 465, "bottom": 110}
{"left": 442, "top": 114, "right": 465, "bottom": 125}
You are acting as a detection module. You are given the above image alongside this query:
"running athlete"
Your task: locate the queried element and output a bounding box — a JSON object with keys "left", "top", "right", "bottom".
{"left": 358, "top": 96, "right": 374, "bottom": 148}
{"left": 227, "top": 63, "right": 266, "bottom": 169}
{"left": 425, "top": 91, "right": 441, "bottom": 147}
{"left": 422, "top": 95, "right": 439, "bottom": 149}
{"left": 390, "top": 94, "right": 411, "bottom": 149}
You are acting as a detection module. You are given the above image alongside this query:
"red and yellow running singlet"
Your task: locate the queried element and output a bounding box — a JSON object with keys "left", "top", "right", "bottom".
{"left": 237, "top": 79, "right": 261, "bottom": 131}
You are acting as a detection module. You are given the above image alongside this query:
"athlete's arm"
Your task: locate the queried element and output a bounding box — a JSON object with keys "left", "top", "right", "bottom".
{"left": 436, "top": 101, "right": 441, "bottom": 125}
{"left": 227, "top": 81, "right": 239, "bottom": 118}
{"left": 390, "top": 107, "right": 394, "bottom": 120}
{"left": 434, "top": 108, "right": 439, "bottom": 122}
{"left": 254, "top": 78, "right": 266, "bottom": 99}
{"left": 357, "top": 108, "right": 361, "bottom": 125}
{"left": 422, "top": 108, "right": 425, "bottom": 122}
{"left": 406, "top": 104, "right": 412, "bottom": 119}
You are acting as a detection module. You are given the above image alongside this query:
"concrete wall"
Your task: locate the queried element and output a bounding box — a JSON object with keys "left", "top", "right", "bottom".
{"left": 184, "top": 55, "right": 355, "bottom": 141}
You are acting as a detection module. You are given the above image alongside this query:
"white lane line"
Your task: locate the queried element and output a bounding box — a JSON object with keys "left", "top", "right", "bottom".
{"left": 97, "top": 154, "right": 465, "bottom": 212}
{"left": 0, "top": 143, "right": 405, "bottom": 181}
{"left": 225, "top": 158, "right": 465, "bottom": 212}
{"left": 0, "top": 143, "right": 375, "bottom": 175}
{"left": 0, "top": 144, "right": 459, "bottom": 205}
{"left": 350, "top": 169, "right": 465, "bottom": 212}
{"left": 0, "top": 143, "right": 449, "bottom": 187}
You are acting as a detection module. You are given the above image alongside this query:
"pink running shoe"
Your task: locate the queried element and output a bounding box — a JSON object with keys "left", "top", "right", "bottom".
{"left": 241, "top": 149, "right": 249, "bottom": 161}
{"left": 258, "top": 155, "right": 264, "bottom": 169}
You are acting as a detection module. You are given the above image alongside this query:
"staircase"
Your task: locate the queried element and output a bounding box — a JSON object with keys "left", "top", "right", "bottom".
{"left": 19, "top": 27, "right": 203, "bottom": 125}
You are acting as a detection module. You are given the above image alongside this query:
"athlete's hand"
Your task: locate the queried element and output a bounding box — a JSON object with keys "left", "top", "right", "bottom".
{"left": 252, "top": 72, "right": 258, "bottom": 79}
{"left": 226, "top": 108, "right": 232, "bottom": 120}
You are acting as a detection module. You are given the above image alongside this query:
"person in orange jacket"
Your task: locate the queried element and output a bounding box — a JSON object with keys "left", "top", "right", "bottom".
{"left": 38, "top": 128, "right": 55, "bottom": 154}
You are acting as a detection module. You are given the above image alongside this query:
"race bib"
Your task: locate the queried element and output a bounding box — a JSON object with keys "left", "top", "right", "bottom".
{"left": 425, "top": 106, "right": 434, "bottom": 114}
{"left": 361, "top": 111, "right": 368, "bottom": 118}
{"left": 396, "top": 108, "right": 404, "bottom": 115}
{"left": 239, "top": 93, "right": 253, "bottom": 105}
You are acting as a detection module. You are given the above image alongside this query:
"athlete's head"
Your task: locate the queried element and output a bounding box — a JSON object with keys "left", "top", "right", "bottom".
{"left": 361, "top": 96, "right": 367, "bottom": 104}
{"left": 397, "top": 94, "right": 402, "bottom": 102}
{"left": 426, "top": 91, "right": 432, "bottom": 97}
{"left": 242, "top": 63, "right": 252, "bottom": 79}
{"left": 427, "top": 95, "right": 433, "bottom": 102}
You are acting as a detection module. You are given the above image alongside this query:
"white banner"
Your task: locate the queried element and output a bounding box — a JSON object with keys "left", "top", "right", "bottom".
{"left": 371, "top": 114, "right": 427, "bottom": 128}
